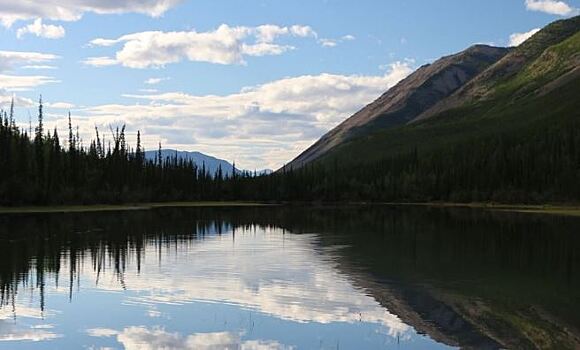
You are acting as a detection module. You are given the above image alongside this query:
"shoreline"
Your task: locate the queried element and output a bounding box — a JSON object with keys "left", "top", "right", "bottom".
{"left": 0, "top": 201, "right": 273, "bottom": 214}
{"left": 0, "top": 201, "right": 579, "bottom": 217}
{"left": 380, "top": 202, "right": 580, "bottom": 217}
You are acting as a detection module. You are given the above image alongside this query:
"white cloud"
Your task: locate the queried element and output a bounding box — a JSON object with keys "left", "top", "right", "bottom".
{"left": 22, "top": 65, "right": 57, "bottom": 70}
{"left": 508, "top": 28, "right": 541, "bottom": 46}
{"left": 67, "top": 61, "right": 413, "bottom": 169}
{"left": 16, "top": 18, "right": 65, "bottom": 39}
{"left": 71, "top": 228, "right": 411, "bottom": 337}
{"left": 0, "top": 90, "right": 34, "bottom": 107}
{"left": 0, "top": 308, "right": 61, "bottom": 342}
{"left": 47, "top": 102, "right": 75, "bottom": 109}
{"left": 145, "top": 77, "right": 170, "bottom": 85}
{"left": 82, "top": 56, "right": 118, "bottom": 67}
{"left": 524, "top": 0, "right": 577, "bottom": 15}
{"left": 0, "top": 74, "right": 59, "bottom": 90}
{"left": 0, "top": 0, "right": 182, "bottom": 27}
{"left": 319, "top": 38, "right": 338, "bottom": 47}
{"left": 0, "top": 50, "right": 59, "bottom": 71}
{"left": 84, "top": 24, "right": 318, "bottom": 68}
{"left": 0, "top": 321, "right": 61, "bottom": 342}
{"left": 88, "top": 328, "right": 291, "bottom": 350}
{"left": 289, "top": 25, "right": 317, "bottom": 38}
{"left": 319, "top": 34, "right": 356, "bottom": 48}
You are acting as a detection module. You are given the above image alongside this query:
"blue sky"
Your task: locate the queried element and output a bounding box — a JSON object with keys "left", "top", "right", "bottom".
{"left": 0, "top": 0, "right": 578, "bottom": 169}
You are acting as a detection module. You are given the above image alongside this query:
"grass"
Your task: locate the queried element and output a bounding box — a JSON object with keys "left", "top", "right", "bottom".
{"left": 382, "top": 202, "right": 580, "bottom": 217}
{"left": 0, "top": 201, "right": 273, "bottom": 214}
{"left": 2, "top": 201, "right": 580, "bottom": 218}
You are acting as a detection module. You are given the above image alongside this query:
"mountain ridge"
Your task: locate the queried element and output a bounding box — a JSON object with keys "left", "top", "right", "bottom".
{"left": 288, "top": 16, "right": 580, "bottom": 172}
{"left": 415, "top": 15, "right": 580, "bottom": 122}
{"left": 287, "top": 44, "right": 510, "bottom": 169}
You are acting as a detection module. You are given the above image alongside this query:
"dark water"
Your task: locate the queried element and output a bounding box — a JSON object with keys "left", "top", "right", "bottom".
{"left": 0, "top": 206, "right": 578, "bottom": 349}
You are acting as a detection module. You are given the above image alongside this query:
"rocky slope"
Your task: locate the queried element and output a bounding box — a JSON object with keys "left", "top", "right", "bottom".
{"left": 415, "top": 15, "right": 580, "bottom": 122}
{"left": 287, "top": 45, "right": 509, "bottom": 168}
{"left": 288, "top": 16, "right": 580, "bottom": 170}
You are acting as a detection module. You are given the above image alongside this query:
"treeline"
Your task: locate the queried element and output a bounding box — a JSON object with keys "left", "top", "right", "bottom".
{"left": 0, "top": 98, "right": 245, "bottom": 205}
{"left": 239, "top": 117, "right": 580, "bottom": 203}
{"left": 1, "top": 97, "right": 579, "bottom": 205}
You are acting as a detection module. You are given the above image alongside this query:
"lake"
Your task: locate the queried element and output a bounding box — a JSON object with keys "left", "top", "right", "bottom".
{"left": 0, "top": 206, "right": 578, "bottom": 349}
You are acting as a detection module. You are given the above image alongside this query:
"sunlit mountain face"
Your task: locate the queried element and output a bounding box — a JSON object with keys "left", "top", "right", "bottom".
{"left": 0, "top": 207, "right": 579, "bottom": 349}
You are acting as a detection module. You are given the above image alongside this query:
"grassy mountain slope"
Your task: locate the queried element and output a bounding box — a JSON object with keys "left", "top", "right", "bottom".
{"left": 416, "top": 15, "right": 580, "bottom": 121}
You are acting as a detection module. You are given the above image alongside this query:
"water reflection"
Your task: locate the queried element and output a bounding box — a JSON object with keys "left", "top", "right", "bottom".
{"left": 0, "top": 206, "right": 579, "bottom": 349}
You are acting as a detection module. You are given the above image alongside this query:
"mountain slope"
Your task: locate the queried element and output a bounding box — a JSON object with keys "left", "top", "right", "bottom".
{"left": 316, "top": 17, "right": 580, "bottom": 167}
{"left": 263, "top": 16, "right": 580, "bottom": 203}
{"left": 416, "top": 15, "right": 580, "bottom": 121}
{"left": 287, "top": 45, "right": 509, "bottom": 168}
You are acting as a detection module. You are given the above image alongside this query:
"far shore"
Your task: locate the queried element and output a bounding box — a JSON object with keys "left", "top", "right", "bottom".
{"left": 1, "top": 201, "right": 580, "bottom": 217}
{"left": 382, "top": 202, "right": 580, "bottom": 217}
{"left": 0, "top": 201, "right": 273, "bottom": 214}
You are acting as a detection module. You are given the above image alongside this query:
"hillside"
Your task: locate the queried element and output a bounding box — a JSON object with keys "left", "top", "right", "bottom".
{"left": 287, "top": 45, "right": 509, "bottom": 168}
{"left": 257, "top": 16, "right": 580, "bottom": 203}
{"left": 320, "top": 17, "right": 580, "bottom": 167}
{"left": 288, "top": 16, "right": 580, "bottom": 173}
{"left": 416, "top": 15, "right": 580, "bottom": 121}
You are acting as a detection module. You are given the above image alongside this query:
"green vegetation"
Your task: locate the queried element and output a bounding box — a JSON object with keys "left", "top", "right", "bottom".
{"left": 247, "top": 20, "right": 579, "bottom": 204}
{"left": 0, "top": 100, "right": 253, "bottom": 205}
{"left": 0, "top": 17, "right": 578, "bottom": 206}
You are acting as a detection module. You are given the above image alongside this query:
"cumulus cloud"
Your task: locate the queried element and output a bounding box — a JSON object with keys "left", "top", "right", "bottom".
{"left": 524, "top": 0, "right": 578, "bottom": 15}
{"left": 0, "top": 0, "right": 182, "bottom": 27}
{"left": 16, "top": 18, "right": 65, "bottom": 39}
{"left": 84, "top": 24, "right": 318, "bottom": 68}
{"left": 65, "top": 61, "right": 413, "bottom": 170}
{"left": 508, "top": 28, "right": 541, "bottom": 46}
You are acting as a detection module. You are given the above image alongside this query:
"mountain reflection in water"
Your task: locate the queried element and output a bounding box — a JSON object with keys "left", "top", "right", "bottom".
{"left": 0, "top": 206, "right": 578, "bottom": 349}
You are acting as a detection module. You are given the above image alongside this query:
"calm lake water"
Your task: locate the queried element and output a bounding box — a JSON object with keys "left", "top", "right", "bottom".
{"left": 0, "top": 206, "right": 578, "bottom": 349}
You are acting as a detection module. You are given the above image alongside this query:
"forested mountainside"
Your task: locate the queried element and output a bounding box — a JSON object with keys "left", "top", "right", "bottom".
{"left": 264, "top": 16, "right": 580, "bottom": 203}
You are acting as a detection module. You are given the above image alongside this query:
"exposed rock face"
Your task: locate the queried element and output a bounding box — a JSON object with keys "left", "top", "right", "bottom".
{"left": 287, "top": 45, "right": 509, "bottom": 169}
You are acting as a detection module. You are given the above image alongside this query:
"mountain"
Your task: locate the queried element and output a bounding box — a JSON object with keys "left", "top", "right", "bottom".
{"left": 288, "top": 16, "right": 579, "bottom": 172}
{"left": 264, "top": 16, "right": 580, "bottom": 203}
{"left": 415, "top": 15, "right": 580, "bottom": 121}
{"left": 144, "top": 149, "right": 273, "bottom": 176}
{"left": 287, "top": 45, "right": 510, "bottom": 168}
{"left": 144, "top": 149, "right": 237, "bottom": 176}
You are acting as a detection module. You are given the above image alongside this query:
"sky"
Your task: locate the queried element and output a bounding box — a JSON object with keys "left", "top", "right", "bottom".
{"left": 0, "top": 0, "right": 578, "bottom": 170}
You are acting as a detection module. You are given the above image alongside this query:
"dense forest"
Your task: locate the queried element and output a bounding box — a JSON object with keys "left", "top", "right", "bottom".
{"left": 0, "top": 98, "right": 246, "bottom": 205}
{"left": 0, "top": 91, "right": 579, "bottom": 205}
